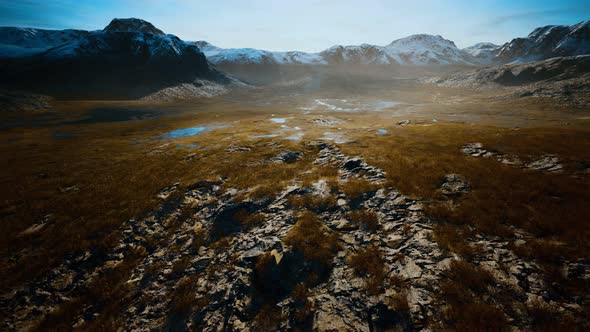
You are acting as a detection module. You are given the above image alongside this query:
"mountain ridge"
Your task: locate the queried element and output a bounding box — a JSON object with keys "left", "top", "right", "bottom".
{"left": 0, "top": 18, "right": 235, "bottom": 99}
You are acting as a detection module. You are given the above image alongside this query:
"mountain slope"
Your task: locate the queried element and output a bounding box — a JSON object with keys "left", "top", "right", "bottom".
{"left": 386, "top": 34, "right": 473, "bottom": 65}
{"left": 194, "top": 41, "right": 325, "bottom": 65}
{"left": 496, "top": 20, "right": 590, "bottom": 64}
{"left": 462, "top": 42, "right": 500, "bottom": 65}
{"left": 423, "top": 55, "right": 590, "bottom": 105}
{"left": 0, "top": 18, "right": 233, "bottom": 99}
{"left": 0, "top": 27, "right": 89, "bottom": 58}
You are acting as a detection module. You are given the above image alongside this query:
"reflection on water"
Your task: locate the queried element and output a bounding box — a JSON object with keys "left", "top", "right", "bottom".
{"left": 284, "top": 132, "right": 304, "bottom": 141}
{"left": 377, "top": 129, "right": 389, "bottom": 135}
{"left": 164, "top": 126, "right": 206, "bottom": 138}
{"left": 307, "top": 99, "right": 401, "bottom": 112}
{"left": 271, "top": 118, "right": 286, "bottom": 124}
{"left": 176, "top": 143, "right": 199, "bottom": 149}
{"left": 320, "top": 132, "right": 351, "bottom": 144}
{"left": 249, "top": 134, "right": 279, "bottom": 139}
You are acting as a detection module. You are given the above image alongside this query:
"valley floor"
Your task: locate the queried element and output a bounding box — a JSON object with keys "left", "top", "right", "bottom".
{"left": 1, "top": 80, "right": 589, "bottom": 330}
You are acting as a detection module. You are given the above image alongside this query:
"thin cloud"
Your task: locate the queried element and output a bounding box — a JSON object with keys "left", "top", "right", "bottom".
{"left": 488, "top": 7, "right": 589, "bottom": 26}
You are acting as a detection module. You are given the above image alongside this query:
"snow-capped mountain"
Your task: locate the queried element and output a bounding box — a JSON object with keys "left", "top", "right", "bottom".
{"left": 0, "top": 18, "right": 230, "bottom": 99}
{"left": 194, "top": 41, "right": 325, "bottom": 65}
{"left": 319, "top": 44, "right": 392, "bottom": 65}
{"left": 386, "top": 34, "right": 473, "bottom": 65}
{"left": 496, "top": 20, "right": 590, "bottom": 63}
{"left": 198, "top": 34, "right": 475, "bottom": 66}
{"left": 462, "top": 42, "right": 500, "bottom": 65}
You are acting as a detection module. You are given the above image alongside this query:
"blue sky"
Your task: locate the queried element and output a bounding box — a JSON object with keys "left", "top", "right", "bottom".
{"left": 0, "top": 0, "right": 588, "bottom": 51}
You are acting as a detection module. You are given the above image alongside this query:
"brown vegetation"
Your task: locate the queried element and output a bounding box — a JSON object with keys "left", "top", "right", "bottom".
{"left": 283, "top": 211, "right": 341, "bottom": 268}
{"left": 348, "top": 245, "right": 386, "bottom": 294}
{"left": 432, "top": 224, "right": 478, "bottom": 260}
{"left": 340, "top": 178, "right": 379, "bottom": 202}
{"left": 347, "top": 209, "right": 380, "bottom": 232}
{"left": 286, "top": 193, "right": 337, "bottom": 212}
{"left": 436, "top": 260, "right": 509, "bottom": 330}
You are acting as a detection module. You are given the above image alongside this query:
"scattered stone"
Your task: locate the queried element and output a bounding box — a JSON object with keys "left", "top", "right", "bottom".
{"left": 157, "top": 182, "right": 179, "bottom": 199}
{"left": 462, "top": 143, "right": 564, "bottom": 173}
{"left": 439, "top": 174, "right": 471, "bottom": 196}
{"left": 397, "top": 120, "right": 414, "bottom": 126}
{"left": 526, "top": 155, "right": 563, "bottom": 172}
{"left": 461, "top": 142, "right": 487, "bottom": 156}
{"left": 184, "top": 153, "right": 197, "bottom": 161}
{"left": 59, "top": 185, "right": 79, "bottom": 193}
{"left": 313, "top": 118, "right": 341, "bottom": 126}
{"left": 226, "top": 145, "right": 251, "bottom": 152}
{"left": 273, "top": 150, "right": 303, "bottom": 163}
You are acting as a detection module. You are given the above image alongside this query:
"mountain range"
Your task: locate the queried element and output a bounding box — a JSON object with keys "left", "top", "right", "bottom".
{"left": 0, "top": 18, "right": 588, "bottom": 98}
{"left": 195, "top": 34, "right": 474, "bottom": 66}
{"left": 195, "top": 20, "right": 589, "bottom": 67}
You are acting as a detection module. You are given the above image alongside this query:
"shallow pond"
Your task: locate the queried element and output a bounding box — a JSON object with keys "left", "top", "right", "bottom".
{"left": 163, "top": 126, "right": 206, "bottom": 138}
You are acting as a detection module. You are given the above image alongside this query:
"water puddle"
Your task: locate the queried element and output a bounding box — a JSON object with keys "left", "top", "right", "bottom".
{"left": 249, "top": 134, "right": 279, "bottom": 139}
{"left": 376, "top": 129, "right": 389, "bottom": 135}
{"left": 306, "top": 99, "right": 401, "bottom": 112}
{"left": 176, "top": 143, "right": 200, "bottom": 149}
{"left": 320, "top": 132, "right": 351, "bottom": 144}
{"left": 270, "top": 118, "right": 287, "bottom": 124}
{"left": 284, "top": 132, "right": 304, "bottom": 141}
{"left": 163, "top": 126, "right": 206, "bottom": 138}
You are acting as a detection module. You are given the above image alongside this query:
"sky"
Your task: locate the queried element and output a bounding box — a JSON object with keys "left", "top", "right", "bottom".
{"left": 0, "top": 0, "right": 588, "bottom": 52}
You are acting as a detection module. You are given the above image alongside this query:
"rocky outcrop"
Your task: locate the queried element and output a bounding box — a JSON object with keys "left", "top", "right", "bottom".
{"left": 462, "top": 142, "right": 563, "bottom": 173}
{"left": 439, "top": 174, "right": 471, "bottom": 196}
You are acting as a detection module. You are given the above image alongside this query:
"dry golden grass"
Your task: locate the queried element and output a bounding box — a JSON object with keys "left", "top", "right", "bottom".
{"left": 291, "top": 283, "right": 314, "bottom": 330}
{"left": 232, "top": 209, "right": 266, "bottom": 229}
{"left": 283, "top": 211, "right": 341, "bottom": 269}
{"left": 389, "top": 291, "right": 410, "bottom": 312}
{"left": 1, "top": 91, "right": 589, "bottom": 328}
{"left": 286, "top": 193, "right": 338, "bottom": 212}
{"left": 167, "top": 274, "right": 209, "bottom": 330}
{"left": 253, "top": 304, "right": 284, "bottom": 332}
{"left": 432, "top": 224, "right": 478, "bottom": 260}
{"left": 343, "top": 123, "right": 590, "bottom": 311}
{"left": 340, "top": 178, "right": 380, "bottom": 202}
{"left": 348, "top": 245, "right": 386, "bottom": 294}
{"left": 347, "top": 209, "right": 380, "bottom": 232}
{"left": 435, "top": 260, "right": 510, "bottom": 331}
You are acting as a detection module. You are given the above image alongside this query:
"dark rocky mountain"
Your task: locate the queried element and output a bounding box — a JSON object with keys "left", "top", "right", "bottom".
{"left": 495, "top": 20, "right": 590, "bottom": 64}
{"left": 0, "top": 18, "right": 231, "bottom": 99}
{"left": 103, "top": 18, "right": 165, "bottom": 35}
